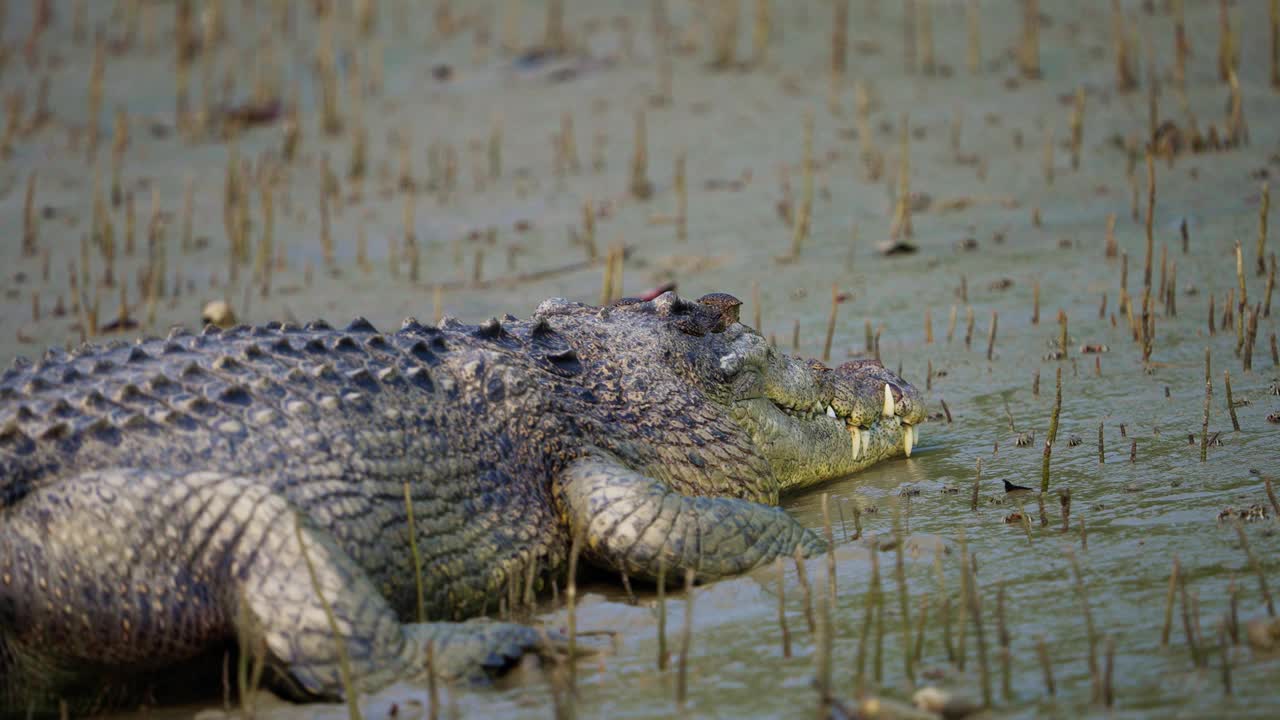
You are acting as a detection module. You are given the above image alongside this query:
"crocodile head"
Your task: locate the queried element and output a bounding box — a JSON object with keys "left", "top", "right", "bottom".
{"left": 535, "top": 291, "right": 925, "bottom": 499}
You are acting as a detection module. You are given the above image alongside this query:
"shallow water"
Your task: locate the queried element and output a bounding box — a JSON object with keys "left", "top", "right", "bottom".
{"left": 2, "top": 1, "right": 1278, "bottom": 718}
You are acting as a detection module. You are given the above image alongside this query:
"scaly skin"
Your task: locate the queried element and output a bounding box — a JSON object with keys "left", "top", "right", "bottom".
{"left": 0, "top": 291, "right": 923, "bottom": 713}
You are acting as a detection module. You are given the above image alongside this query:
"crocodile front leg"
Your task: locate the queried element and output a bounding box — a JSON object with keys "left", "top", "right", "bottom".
{"left": 555, "top": 450, "right": 826, "bottom": 582}
{"left": 0, "top": 468, "right": 550, "bottom": 714}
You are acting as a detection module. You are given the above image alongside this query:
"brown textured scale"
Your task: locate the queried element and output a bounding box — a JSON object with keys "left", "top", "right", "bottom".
{"left": 0, "top": 291, "right": 923, "bottom": 713}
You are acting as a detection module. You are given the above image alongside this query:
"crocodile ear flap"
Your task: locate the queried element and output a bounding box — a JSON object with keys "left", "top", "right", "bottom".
{"left": 696, "top": 293, "right": 742, "bottom": 332}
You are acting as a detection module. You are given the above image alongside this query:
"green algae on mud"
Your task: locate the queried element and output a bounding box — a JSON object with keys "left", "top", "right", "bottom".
{"left": 0, "top": 0, "right": 1277, "bottom": 718}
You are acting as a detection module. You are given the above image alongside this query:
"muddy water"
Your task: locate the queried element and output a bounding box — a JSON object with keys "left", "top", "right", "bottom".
{"left": 1, "top": 0, "right": 1277, "bottom": 718}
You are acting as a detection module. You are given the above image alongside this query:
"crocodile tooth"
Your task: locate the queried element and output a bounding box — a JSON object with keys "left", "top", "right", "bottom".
{"left": 912, "top": 424, "right": 920, "bottom": 448}
{"left": 849, "top": 426, "right": 862, "bottom": 460}
{"left": 883, "top": 384, "right": 894, "bottom": 417}
{"left": 826, "top": 405, "right": 837, "bottom": 419}
{"left": 903, "top": 425, "right": 914, "bottom": 457}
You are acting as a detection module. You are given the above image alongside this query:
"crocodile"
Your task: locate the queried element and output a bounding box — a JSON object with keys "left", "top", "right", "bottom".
{"left": 0, "top": 290, "right": 924, "bottom": 714}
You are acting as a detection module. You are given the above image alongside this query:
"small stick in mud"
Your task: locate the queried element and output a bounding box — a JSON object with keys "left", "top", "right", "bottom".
{"left": 709, "top": 0, "right": 740, "bottom": 69}
{"left": 971, "top": 458, "right": 981, "bottom": 512}
{"left": 893, "top": 502, "right": 915, "bottom": 685}
{"left": 1258, "top": 183, "right": 1270, "bottom": 276}
{"left": 1097, "top": 421, "right": 1105, "bottom": 463}
{"left": 966, "top": 0, "right": 981, "bottom": 73}
{"left": 1161, "top": 556, "right": 1180, "bottom": 646}
{"left": 1234, "top": 523, "right": 1276, "bottom": 617}
{"left": 1219, "top": 0, "right": 1237, "bottom": 83}
{"left": 676, "top": 568, "right": 695, "bottom": 709}
{"left": 1059, "top": 488, "right": 1072, "bottom": 532}
{"left": 925, "top": 308, "right": 933, "bottom": 343}
{"left": 1129, "top": 440, "right": 1137, "bottom": 464}
{"left": 1224, "top": 371, "right": 1241, "bottom": 431}
{"left": 854, "top": 547, "right": 878, "bottom": 693}
{"left": 1228, "top": 576, "right": 1241, "bottom": 645}
{"left": 751, "top": 0, "right": 770, "bottom": 65}
{"left": 580, "top": 199, "right": 598, "bottom": 262}
{"left": 822, "top": 283, "right": 839, "bottom": 363}
{"left": 567, "top": 527, "right": 582, "bottom": 690}
{"left": 964, "top": 307, "right": 975, "bottom": 350}
{"left": 1112, "top": 1, "right": 1136, "bottom": 92}
{"left": 402, "top": 482, "right": 426, "bottom": 622}
{"left": 918, "top": 0, "right": 936, "bottom": 75}
{"left": 1040, "top": 441, "right": 1052, "bottom": 494}
{"left": 956, "top": 534, "right": 970, "bottom": 672}
{"left": 793, "top": 546, "right": 816, "bottom": 634}
{"left": 776, "top": 557, "right": 791, "bottom": 658}
{"left": 1048, "top": 367, "right": 1063, "bottom": 446}
{"left": 752, "top": 281, "right": 762, "bottom": 331}
{"left": 1105, "top": 213, "right": 1117, "bottom": 258}
{"left": 619, "top": 572, "right": 636, "bottom": 607}
{"left": 22, "top": 172, "right": 37, "bottom": 257}
{"left": 630, "top": 109, "right": 653, "bottom": 200}
{"left": 1032, "top": 280, "right": 1040, "bottom": 324}
{"left": 831, "top": 0, "right": 848, "bottom": 79}
{"left": 940, "top": 398, "right": 953, "bottom": 423}
{"left": 1019, "top": 502, "right": 1034, "bottom": 542}
{"left": 1265, "top": 477, "right": 1280, "bottom": 519}
{"left": 1144, "top": 153, "right": 1156, "bottom": 291}
{"left": 1102, "top": 635, "right": 1116, "bottom": 707}
{"left": 1033, "top": 369, "right": 1040, "bottom": 397}
{"left": 1070, "top": 88, "right": 1085, "bottom": 171}
{"left": 913, "top": 595, "right": 930, "bottom": 662}
{"left": 426, "top": 640, "right": 440, "bottom": 720}
{"left": 1243, "top": 304, "right": 1259, "bottom": 372}
{"left": 1219, "top": 618, "right": 1233, "bottom": 696}
{"left": 1068, "top": 550, "right": 1099, "bottom": 698}
{"left": 1178, "top": 563, "right": 1202, "bottom": 667}
{"left": 947, "top": 305, "right": 958, "bottom": 343}
{"left": 822, "top": 494, "right": 837, "bottom": 606}
{"left": 874, "top": 550, "right": 887, "bottom": 684}
{"left": 1201, "top": 349, "right": 1212, "bottom": 462}
{"left": 1265, "top": 260, "right": 1275, "bottom": 317}
{"left": 814, "top": 593, "right": 834, "bottom": 716}
{"left": 1042, "top": 126, "right": 1054, "bottom": 185}
{"left": 1036, "top": 636, "right": 1056, "bottom": 696}
{"left": 1058, "top": 310, "right": 1069, "bottom": 358}
{"left": 543, "top": 0, "right": 565, "bottom": 55}
{"left": 675, "top": 151, "right": 687, "bottom": 242}
{"left": 903, "top": 0, "right": 917, "bottom": 74}
{"left": 1019, "top": 0, "right": 1040, "bottom": 79}
{"left": 489, "top": 114, "right": 503, "bottom": 180}
{"left": 889, "top": 114, "right": 913, "bottom": 241}
{"left": 996, "top": 583, "right": 1010, "bottom": 701}
{"left": 966, "top": 552, "right": 993, "bottom": 707}
{"left": 985, "top": 311, "right": 998, "bottom": 361}
{"left": 1271, "top": 0, "right": 1280, "bottom": 90}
